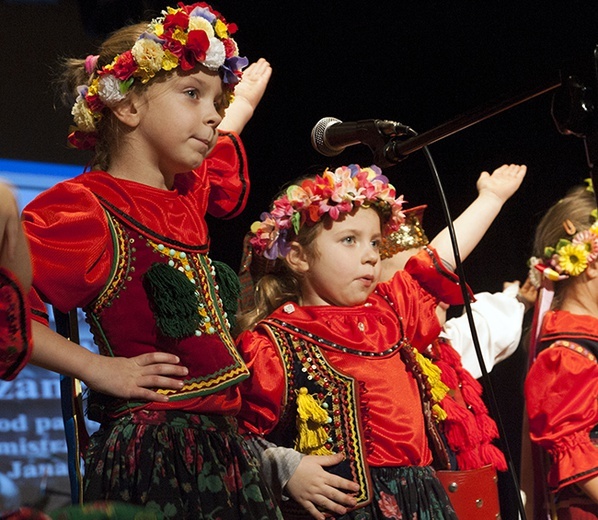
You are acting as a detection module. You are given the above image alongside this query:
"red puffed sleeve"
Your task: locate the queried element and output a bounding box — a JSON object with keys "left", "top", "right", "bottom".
{"left": 404, "top": 246, "right": 473, "bottom": 305}
{"left": 378, "top": 246, "right": 470, "bottom": 352}
{"left": 236, "top": 327, "right": 286, "bottom": 436}
{"left": 206, "top": 131, "right": 249, "bottom": 219}
{"left": 22, "top": 180, "right": 112, "bottom": 319}
{"left": 377, "top": 269, "right": 441, "bottom": 352}
{"left": 525, "top": 344, "right": 598, "bottom": 491}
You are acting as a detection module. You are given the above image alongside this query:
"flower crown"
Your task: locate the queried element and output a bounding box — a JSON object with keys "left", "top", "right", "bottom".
{"left": 529, "top": 179, "right": 598, "bottom": 286}
{"left": 69, "top": 2, "right": 248, "bottom": 150}
{"left": 250, "top": 164, "right": 405, "bottom": 260}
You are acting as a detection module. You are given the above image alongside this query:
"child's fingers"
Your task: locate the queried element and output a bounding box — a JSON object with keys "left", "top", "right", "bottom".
{"left": 317, "top": 491, "right": 354, "bottom": 515}
{"left": 321, "top": 485, "right": 358, "bottom": 507}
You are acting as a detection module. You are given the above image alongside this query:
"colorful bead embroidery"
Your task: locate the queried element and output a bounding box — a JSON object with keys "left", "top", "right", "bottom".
{"left": 148, "top": 238, "right": 229, "bottom": 335}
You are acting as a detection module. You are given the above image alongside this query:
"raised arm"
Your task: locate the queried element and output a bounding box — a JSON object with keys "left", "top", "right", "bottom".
{"left": 430, "top": 163, "right": 526, "bottom": 269}
{"left": 219, "top": 58, "right": 272, "bottom": 134}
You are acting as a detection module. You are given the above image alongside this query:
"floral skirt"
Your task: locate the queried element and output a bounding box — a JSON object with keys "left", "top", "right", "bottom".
{"left": 338, "top": 466, "right": 457, "bottom": 520}
{"left": 83, "top": 409, "right": 283, "bottom": 520}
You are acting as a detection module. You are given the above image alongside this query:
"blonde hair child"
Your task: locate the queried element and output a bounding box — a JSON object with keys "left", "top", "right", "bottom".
{"left": 21, "top": 3, "right": 279, "bottom": 517}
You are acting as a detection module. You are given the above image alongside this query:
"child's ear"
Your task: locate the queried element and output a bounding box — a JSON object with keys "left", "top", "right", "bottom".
{"left": 110, "top": 95, "right": 142, "bottom": 128}
{"left": 286, "top": 242, "right": 310, "bottom": 274}
{"left": 586, "top": 259, "right": 598, "bottom": 279}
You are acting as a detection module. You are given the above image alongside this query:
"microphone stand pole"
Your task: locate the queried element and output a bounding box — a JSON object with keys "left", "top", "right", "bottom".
{"left": 380, "top": 77, "right": 562, "bottom": 167}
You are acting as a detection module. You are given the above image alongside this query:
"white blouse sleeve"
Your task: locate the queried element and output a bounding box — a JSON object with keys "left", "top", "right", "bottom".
{"left": 440, "top": 284, "right": 525, "bottom": 379}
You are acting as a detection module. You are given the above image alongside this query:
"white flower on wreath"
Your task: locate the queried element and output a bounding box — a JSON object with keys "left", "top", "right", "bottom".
{"left": 204, "top": 38, "right": 226, "bottom": 70}
{"left": 97, "top": 75, "right": 127, "bottom": 107}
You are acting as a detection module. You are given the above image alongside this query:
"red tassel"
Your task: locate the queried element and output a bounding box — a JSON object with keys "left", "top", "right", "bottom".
{"left": 459, "top": 382, "right": 487, "bottom": 411}
{"left": 479, "top": 442, "right": 507, "bottom": 471}
{"left": 456, "top": 448, "right": 484, "bottom": 471}
{"left": 435, "top": 359, "right": 460, "bottom": 389}
{"left": 437, "top": 340, "right": 463, "bottom": 366}
{"left": 441, "top": 398, "right": 480, "bottom": 449}
{"left": 475, "top": 412, "right": 499, "bottom": 440}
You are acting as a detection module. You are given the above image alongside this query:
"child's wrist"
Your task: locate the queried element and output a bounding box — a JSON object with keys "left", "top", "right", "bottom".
{"left": 477, "top": 189, "right": 506, "bottom": 207}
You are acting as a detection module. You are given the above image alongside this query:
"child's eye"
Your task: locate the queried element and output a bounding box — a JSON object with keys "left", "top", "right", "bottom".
{"left": 371, "top": 239, "right": 380, "bottom": 249}
{"left": 185, "top": 89, "right": 199, "bottom": 99}
{"left": 342, "top": 236, "right": 355, "bottom": 245}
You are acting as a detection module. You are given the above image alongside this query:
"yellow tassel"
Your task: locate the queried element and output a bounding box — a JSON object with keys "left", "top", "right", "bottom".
{"left": 433, "top": 403, "right": 448, "bottom": 422}
{"left": 415, "top": 351, "right": 449, "bottom": 421}
{"left": 294, "top": 387, "right": 334, "bottom": 455}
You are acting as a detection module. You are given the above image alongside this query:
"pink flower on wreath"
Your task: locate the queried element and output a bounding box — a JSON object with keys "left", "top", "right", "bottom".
{"left": 378, "top": 491, "right": 403, "bottom": 519}
{"left": 572, "top": 229, "right": 598, "bottom": 263}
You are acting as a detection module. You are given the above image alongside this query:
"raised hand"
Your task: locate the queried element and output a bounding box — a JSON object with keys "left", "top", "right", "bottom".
{"left": 219, "top": 58, "right": 272, "bottom": 134}
{"left": 231, "top": 58, "right": 272, "bottom": 112}
{"left": 477, "top": 163, "right": 527, "bottom": 205}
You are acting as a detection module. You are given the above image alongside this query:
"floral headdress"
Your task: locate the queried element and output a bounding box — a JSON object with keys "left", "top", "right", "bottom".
{"left": 528, "top": 178, "right": 598, "bottom": 286}
{"left": 69, "top": 2, "right": 248, "bottom": 150}
{"left": 250, "top": 164, "right": 405, "bottom": 260}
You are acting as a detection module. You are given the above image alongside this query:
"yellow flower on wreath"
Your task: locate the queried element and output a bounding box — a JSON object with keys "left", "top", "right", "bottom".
{"left": 558, "top": 242, "right": 589, "bottom": 276}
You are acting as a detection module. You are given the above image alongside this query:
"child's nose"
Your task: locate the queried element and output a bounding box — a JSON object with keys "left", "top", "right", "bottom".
{"left": 363, "top": 246, "right": 379, "bottom": 264}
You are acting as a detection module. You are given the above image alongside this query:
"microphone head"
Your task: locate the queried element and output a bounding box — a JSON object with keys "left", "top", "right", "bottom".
{"left": 311, "top": 117, "right": 343, "bottom": 156}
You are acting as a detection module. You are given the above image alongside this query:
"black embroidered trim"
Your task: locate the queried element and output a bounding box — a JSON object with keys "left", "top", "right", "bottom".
{"left": 217, "top": 132, "right": 248, "bottom": 219}
{"left": 264, "top": 317, "right": 406, "bottom": 357}
{"left": 31, "top": 307, "right": 49, "bottom": 322}
{"left": 551, "top": 465, "right": 598, "bottom": 491}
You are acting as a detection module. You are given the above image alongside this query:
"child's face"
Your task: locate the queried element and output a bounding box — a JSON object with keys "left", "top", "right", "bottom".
{"left": 298, "top": 207, "right": 383, "bottom": 307}
{"left": 133, "top": 66, "right": 226, "bottom": 175}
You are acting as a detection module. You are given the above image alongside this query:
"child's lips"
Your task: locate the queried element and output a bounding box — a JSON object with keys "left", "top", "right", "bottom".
{"left": 359, "top": 275, "right": 374, "bottom": 287}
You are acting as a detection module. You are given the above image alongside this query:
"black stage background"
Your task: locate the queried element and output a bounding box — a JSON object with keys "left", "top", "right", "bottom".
{"left": 1, "top": 0, "right": 598, "bottom": 516}
{"left": 2, "top": 0, "right": 598, "bottom": 288}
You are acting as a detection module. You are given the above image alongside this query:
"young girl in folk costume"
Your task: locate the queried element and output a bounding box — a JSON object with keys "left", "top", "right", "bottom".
{"left": 524, "top": 183, "right": 598, "bottom": 519}
{"left": 234, "top": 163, "right": 475, "bottom": 520}
{"left": 0, "top": 182, "right": 32, "bottom": 381}
{"left": 235, "top": 163, "right": 526, "bottom": 519}
{"left": 21, "top": 3, "right": 280, "bottom": 518}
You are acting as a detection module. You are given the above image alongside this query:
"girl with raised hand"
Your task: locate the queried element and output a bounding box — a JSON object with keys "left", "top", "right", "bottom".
{"left": 235, "top": 164, "right": 467, "bottom": 519}
{"left": 21, "top": 3, "right": 279, "bottom": 518}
